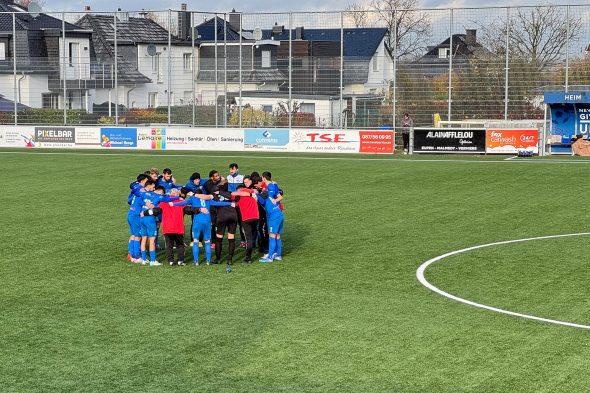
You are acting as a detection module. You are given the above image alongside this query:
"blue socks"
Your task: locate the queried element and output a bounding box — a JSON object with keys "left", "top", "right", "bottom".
{"left": 276, "top": 238, "right": 282, "bottom": 257}
{"left": 128, "top": 240, "right": 133, "bottom": 255}
{"left": 192, "top": 242, "right": 199, "bottom": 263}
{"left": 149, "top": 251, "right": 156, "bottom": 262}
{"left": 268, "top": 237, "right": 277, "bottom": 258}
{"left": 132, "top": 240, "right": 141, "bottom": 258}
{"left": 141, "top": 250, "right": 147, "bottom": 261}
{"left": 205, "top": 242, "right": 212, "bottom": 262}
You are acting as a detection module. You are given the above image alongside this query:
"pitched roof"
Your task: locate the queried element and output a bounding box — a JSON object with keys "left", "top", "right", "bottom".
{"left": 417, "top": 33, "right": 493, "bottom": 64}
{"left": 195, "top": 16, "right": 244, "bottom": 42}
{"left": 0, "top": 1, "right": 82, "bottom": 32}
{"left": 262, "top": 28, "right": 389, "bottom": 58}
{"left": 76, "top": 14, "right": 182, "bottom": 44}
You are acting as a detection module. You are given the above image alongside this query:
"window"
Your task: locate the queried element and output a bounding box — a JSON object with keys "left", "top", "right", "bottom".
{"left": 300, "top": 103, "right": 315, "bottom": 114}
{"left": 261, "top": 50, "right": 270, "bottom": 68}
{"left": 148, "top": 92, "right": 158, "bottom": 108}
{"left": 183, "top": 53, "right": 192, "bottom": 71}
{"left": 373, "top": 47, "right": 379, "bottom": 72}
{"left": 0, "top": 43, "right": 5, "bottom": 61}
{"left": 69, "top": 42, "right": 79, "bottom": 67}
{"left": 262, "top": 105, "right": 273, "bottom": 113}
{"left": 42, "top": 93, "right": 59, "bottom": 109}
{"left": 438, "top": 47, "right": 450, "bottom": 59}
{"left": 152, "top": 53, "right": 160, "bottom": 73}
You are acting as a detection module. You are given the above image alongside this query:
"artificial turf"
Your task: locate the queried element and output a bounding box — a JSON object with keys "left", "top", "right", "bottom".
{"left": 1, "top": 148, "right": 589, "bottom": 392}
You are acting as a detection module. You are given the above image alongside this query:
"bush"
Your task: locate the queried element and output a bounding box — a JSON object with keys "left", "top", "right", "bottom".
{"left": 228, "top": 107, "right": 275, "bottom": 127}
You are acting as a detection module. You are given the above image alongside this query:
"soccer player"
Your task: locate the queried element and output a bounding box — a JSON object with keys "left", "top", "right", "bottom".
{"left": 185, "top": 172, "right": 206, "bottom": 193}
{"left": 127, "top": 177, "right": 153, "bottom": 263}
{"left": 256, "top": 189, "right": 284, "bottom": 263}
{"left": 171, "top": 189, "right": 231, "bottom": 265}
{"left": 140, "top": 185, "right": 177, "bottom": 266}
{"left": 212, "top": 191, "right": 238, "bottom": 265}
{"left": 127, "top": 173, "right": 149, "bottom": 206}
{"left": 149, "top": 168, "right": 159, "bottom": 183}
{"left": 157, "top": 168, "right": 181, "bottom": 193}
{"left": 158, "top": 188, "right": 187, "bottom": 266}
{"left": 231, "top": 184, "right": 259, "bottom": 263}
{"left": 228, "top": 163, "right": 246, "bottom": 248}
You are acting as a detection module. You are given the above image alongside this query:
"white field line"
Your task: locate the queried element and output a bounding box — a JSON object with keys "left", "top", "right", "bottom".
{"left": 2, "top": 149, "right": 590, "bottom": 164}
{"left": 504, "top": 156, "right": 518, "bottom": 160}
{"left": 416, "top": 232, "right": 590, "bottom": 330}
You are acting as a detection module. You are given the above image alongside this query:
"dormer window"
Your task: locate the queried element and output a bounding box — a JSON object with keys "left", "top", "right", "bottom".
{"left": 438, "top": 47, "right": 450, "bottom": 59}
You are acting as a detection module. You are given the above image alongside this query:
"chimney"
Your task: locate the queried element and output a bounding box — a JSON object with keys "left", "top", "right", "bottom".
{"left": 272, "top": 23, "right": 284, "bottom": 38}
{"left": 84, "top": 5, "right": 91, "bottom": 11}
{"left": 465, "top": 29, "right": 476, "bottom": 46}
{"left": 177, "top": 3, "right": 191, "bottom": 40}
{"left": 229, "top": 9, "right": 241, "bottom": 32}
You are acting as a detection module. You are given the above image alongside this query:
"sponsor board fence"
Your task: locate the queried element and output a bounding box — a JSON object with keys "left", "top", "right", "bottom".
{"left": 0, "top": 126, "right": 395, "bottom": 154}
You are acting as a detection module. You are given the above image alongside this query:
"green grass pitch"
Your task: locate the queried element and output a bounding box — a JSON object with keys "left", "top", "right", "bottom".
{"left": 1, "top": 149, "right": 590, "bottom": 392}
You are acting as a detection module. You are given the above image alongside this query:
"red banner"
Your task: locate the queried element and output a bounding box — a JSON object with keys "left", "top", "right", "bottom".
{"left": 359, "top": 131, "right": 394, "bottom": 154}
{"left": 486, "top": 129, "right": 539, "bottom": 154}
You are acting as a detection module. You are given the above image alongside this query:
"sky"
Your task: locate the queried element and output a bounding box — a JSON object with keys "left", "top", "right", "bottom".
{"left": 41, "top": 0, "right": 590, "bottom": 13}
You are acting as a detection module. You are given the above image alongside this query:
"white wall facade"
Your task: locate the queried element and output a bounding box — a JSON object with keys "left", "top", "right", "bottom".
{"left": 58, "top": 37, "right": 92, "bottom": 81}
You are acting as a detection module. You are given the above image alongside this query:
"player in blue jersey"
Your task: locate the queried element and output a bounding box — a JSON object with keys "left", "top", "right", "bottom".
{"left": 139, "top": 185, "right": 178, "bottom": 266}
{"left": 127, "top": 178, "right": 153, "bottom": 263}
{"left": 185, "top": 172, "right": 207, "bottom": 193}
{"left": 171, "top": 189, "right": 233, "bottom": 265}
{"left": 157, "top": 168, "right": 181, "bottom": 194}
{"left": 256, "top": 188, "right": 284, "bottom": 263}
{"left": 127, "top": 173, "right": 149, "bottom": 206}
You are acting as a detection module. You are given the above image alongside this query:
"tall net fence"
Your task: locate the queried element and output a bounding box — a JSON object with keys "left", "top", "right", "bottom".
{"left": 0, "top": 4, "right": 588, "bottom": 127}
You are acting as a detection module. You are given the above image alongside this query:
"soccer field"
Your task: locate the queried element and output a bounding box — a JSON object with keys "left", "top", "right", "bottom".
{"left": 2, "top": 148, "right": 590, "bottom": 392}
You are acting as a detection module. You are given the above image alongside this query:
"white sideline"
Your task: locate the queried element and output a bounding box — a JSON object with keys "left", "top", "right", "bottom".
{"left": 416, "top": 232, "right": 590, "bottom": 330}
{"left": 3, "top": 149, "right": 590, "bottom": 164}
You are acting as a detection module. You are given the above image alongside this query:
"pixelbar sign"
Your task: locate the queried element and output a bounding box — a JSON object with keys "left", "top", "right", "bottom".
{"left": 486, "top": 129, "right": 539, "bottom": 154}
{"left": 34, "top": 126, "right": 75, "bottom": 147}
{"left": 413, "top": 128, "right": 486, "bottom": 153}
{"left": 290, "top": 130, "right": 359, "bottom": 153}
{"left": 359, "top": 131, "right": 394, "bottom": 154}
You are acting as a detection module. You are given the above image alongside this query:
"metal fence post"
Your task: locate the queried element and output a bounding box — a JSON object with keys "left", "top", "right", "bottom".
{"left": 12, "top": 13, "right": 17, "bottom": 125}
{"left": 62, "top": 12, "right": 67, "bottom": 125}
{"left": 239, "top": 12, "right": 242, "bottom": 128}
{"left": 214, "top": 13, "right": 218, "bottom": 127}
{"left": 340, "top": 12, "right": 344, "bottom": 130}
{"left": 168, "top": 9, "right": 172, "bottom": 125}
{"left": 447, "top": 9, "right": 453, "bottom": 121}
{"left": 565, "top": 5, "right": 570, "bottom": 93}
{"left": 114, "top": 12, "right": 118, "bottom": 125}
{"left": 223, "top": 13, "right": 227, "bottom": 127}
{"left": 288, "top": 13, "right": 292, "bottom": 130}
{"left": 191, "top": 12, "right": 196, "bottom": 127}
{"left": 392, "top": 8, "right": 397, "bottom": 137}
{"left": 504, "top": 7, "right": 510, "bottom": 120}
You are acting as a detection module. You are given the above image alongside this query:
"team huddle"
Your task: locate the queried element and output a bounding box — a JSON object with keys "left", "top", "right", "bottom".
{"left": 126, "top": 164, "right": 284, "bottom": 267}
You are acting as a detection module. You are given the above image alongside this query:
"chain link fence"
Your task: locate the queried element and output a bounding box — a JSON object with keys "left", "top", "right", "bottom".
{"left": 0, "top": 4, "right": 587, "bottom": 128}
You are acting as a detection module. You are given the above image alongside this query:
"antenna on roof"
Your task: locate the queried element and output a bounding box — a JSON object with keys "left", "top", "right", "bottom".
{"left": 28, "top": 1, "right": 42, "bottom": 18}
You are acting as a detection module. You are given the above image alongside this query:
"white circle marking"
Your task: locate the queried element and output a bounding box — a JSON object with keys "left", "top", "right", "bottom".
{"left": 416, "top": 232, "right": 590, "bottom": 329}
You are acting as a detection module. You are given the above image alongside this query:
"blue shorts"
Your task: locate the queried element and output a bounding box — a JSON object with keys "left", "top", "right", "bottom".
{"left": 192, "top": 220, "right": 211, "bottom": 241}
{"left": 268, "top": 216, "right": 284, "bottom": 235}
{"left": 140, "top": 216, "right": 158, "bottom": 238}
{"left": 127, "top": 212, "right": 141, "bottom": 237}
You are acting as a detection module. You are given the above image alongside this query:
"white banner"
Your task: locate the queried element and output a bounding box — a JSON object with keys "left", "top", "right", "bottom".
{"left": 288, "top": 129, "right": 360, "bottom": 153}
{"left": 136, "top": 127, "right": 244, "bottom": 151}
{"left": 0, "top": 126, "right": 36, "bottom": 148}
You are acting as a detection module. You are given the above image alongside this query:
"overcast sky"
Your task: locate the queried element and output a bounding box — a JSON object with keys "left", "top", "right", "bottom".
{"left": 43, "top": 0, "right": 590, "bottom": 13}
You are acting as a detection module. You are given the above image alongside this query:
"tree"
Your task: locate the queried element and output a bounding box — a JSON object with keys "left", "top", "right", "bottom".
{"left": 481, "top": 6, "right": 582, "bottom": 70}
{"left": 345, "top": 3, "right": 369, "bottom": 28}
{"left": 369, "top": 0, "right": 432, "bottom": 59}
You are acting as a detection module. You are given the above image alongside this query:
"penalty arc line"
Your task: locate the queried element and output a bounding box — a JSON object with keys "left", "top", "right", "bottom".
{"left": 416, "top": 232, "right": 590, "bottom": 330}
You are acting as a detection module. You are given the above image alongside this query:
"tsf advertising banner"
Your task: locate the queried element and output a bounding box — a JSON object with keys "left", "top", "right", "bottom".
{"left": 413, "top": 128, "right": 486, "bottom": 153}
{"left": 289, "top": 130, "right": 360, "bottom": 153}
{"left": 486, "top": 129, "right": 539, "bottom": 154}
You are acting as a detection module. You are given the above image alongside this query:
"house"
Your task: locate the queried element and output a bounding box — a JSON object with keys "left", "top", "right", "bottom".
{"left": 414, "top": 29, "right": 492, "bottom": 76}
{"left": 76, "top": 6, "right": 194, "bottom": 113}
{"left": 0, "top": 0, "right": 93, "bottom": 110}
{"left": 197, "top": 12, "right": 392, "bottom": 126}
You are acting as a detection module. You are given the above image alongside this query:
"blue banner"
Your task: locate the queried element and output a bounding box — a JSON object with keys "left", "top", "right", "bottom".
{"left": 244, "top": 129, "right": 289, "bottom": 149}
{"left": 100, "top": 128, "right": 137, "bottom": 148}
